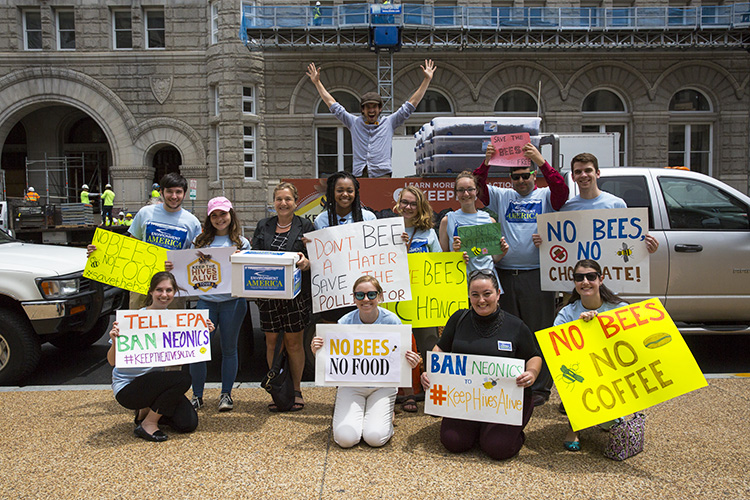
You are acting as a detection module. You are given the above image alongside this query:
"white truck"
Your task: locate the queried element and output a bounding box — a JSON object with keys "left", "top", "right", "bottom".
{"left": 0, "top": 229, "right": 127, "bottom": 385}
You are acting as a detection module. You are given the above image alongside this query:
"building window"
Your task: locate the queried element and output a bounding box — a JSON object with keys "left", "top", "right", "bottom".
{"left": 212, "top": 86, "right": 220, "bottom": 116}
{"left": 582, "top": 89, "right": 628, "bottom": 166}
{"left": 315, "top": 91, "right": 358, "bottom": 175}
{"left": 145, "top": 9, "right": 165, "bottom": 49}
{"left": 414, "top": 90, "right": 452, "bottom": 114}
{"left": 243, "top": 125, "right": 256, "bottom": 179}
{"left": 211, "top": 3, "right": 219, "bottom": 44}
{"left": 57, "top": 10, "right": 76, "bottom": 50}
{"left": 242, "top": 86, "right": 256, "bottom": 114}
{"left": 23, "top": 10, "right": 42, "bottom": 50}
{"left": 495, "top": 89, "right": 538, "bottom": 113}
{"left": 113, "top": 10, "right": 133, "bottom": 49}
{"left": 668, "top": 89, "right": 712, "bottom": 175}
{"left": 316, "top": 127, "right": 353, "bottom": 177}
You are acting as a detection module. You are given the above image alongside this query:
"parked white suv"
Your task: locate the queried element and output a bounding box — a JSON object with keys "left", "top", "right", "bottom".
{"left": 566, "top": 167, "right": 750, "bottom": 332}
{"left": 0, "top": 229, "right": 126, "bottom": 385}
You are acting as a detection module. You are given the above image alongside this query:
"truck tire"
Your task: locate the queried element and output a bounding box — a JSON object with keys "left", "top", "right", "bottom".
{"left": 0, "top": 310, "right": 42, "bottom": 385}
{"left": 49, "top": 315, "right": 110, "bottom": 350}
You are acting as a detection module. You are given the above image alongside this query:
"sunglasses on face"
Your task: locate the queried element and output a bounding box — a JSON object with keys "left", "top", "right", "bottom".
{"left": 354, "top": 291, "right": 379, "bottom": 300}
{"left": 573, "top": 272, "right": 600, "bottom": 282}
{"left": 510, "top": 171, "right": 535, "bottom": 181}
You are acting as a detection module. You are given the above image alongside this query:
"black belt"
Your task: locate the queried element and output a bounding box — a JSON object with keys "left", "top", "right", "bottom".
{"left": 498, "top": 268, "right": 537, "bottom": 276}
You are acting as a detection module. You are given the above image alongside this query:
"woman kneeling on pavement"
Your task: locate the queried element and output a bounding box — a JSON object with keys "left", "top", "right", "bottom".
{"left": 311, "top": 276, "right": 421, "bottom": 448}
{"left": 421, "top": 270, "right": 541, "bottom": 460}
{"left": 555, "top": 259, "right": 627, "bottom": 452}
{"left": 107, "top": 272, "right": 214, "bottom": 442}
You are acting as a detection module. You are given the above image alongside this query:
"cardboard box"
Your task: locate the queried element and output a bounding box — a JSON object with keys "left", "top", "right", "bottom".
{"left": 231, "top": 250, "right": 301, "bottom": 299}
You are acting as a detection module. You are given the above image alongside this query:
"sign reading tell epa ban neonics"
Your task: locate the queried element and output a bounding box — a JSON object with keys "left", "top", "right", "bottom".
{"left": 424, "top": 351, "right": 525, "bottom": 426}
{"left": 538, "top": 207, "right": 650, "bottom": 294}
{"left": 167, "top": 246, "right": 235, "bottom": 296}
{"left": 535, "top": 298, "right": 707, "bottom": 432}
{"left": 114, "top": 309, "right": 212, "bottom": 369}
{"left": 84, "top": 228, "right": 167, "bottom": 295}
{"left": 383, "top": 252, "right": 468, "bottom": 328}
{"left": 314, "top": 324, "right": 413, "bottom": 388}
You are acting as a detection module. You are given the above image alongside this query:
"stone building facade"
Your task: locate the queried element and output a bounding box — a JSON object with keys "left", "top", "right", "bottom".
{"left": 0, "top": 0, "right": 748, "bottom": 234}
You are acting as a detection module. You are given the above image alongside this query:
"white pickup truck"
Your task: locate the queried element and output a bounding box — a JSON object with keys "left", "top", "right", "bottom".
{"left": 0, "top": 229, "right": 127, "bottom": 385}
{"left": 565, "top": 167, "right": 750, "bottom": 333}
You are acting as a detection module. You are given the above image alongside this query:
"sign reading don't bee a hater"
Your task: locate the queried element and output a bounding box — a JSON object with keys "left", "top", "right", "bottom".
{"left": 314, "top": 324, "right": 412, "bottom": 387}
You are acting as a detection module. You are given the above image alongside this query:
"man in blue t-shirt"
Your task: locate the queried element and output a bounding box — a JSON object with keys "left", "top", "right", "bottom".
{"left": 473, "top": 143, "right": 569, "bottom": 407}
{"left": 560, "top": 152, "right": 659, "bottom": 253}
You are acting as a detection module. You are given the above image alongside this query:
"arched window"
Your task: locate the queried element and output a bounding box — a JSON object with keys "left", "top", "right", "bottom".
{"left": 495, "top": 90, "right": 538, "bottom": 113}
{"left": 414, "top": 90, "right": 452, "bottom": 113}
{"left": 315, "top": 91, "right": 359, "bottom": 176}
{"left": 668, "top": 88, "right": 713, "bottom": 175}
{"left": 581, "top": 89, "right": 628, "bottom": 166}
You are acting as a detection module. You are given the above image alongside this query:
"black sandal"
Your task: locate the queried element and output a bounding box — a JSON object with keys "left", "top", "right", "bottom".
{"left": 402, "top": 397, "right": 418, "bottom": 413}
{"left": 288, "top": 391, "right": 305, "bottom": 412}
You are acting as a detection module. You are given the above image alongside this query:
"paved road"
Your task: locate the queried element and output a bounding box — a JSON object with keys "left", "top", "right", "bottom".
{"left": 8, "top": 306, "right": 750, "bottom": 387}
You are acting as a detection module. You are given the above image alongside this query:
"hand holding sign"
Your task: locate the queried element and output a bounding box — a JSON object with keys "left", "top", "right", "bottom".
{"left": 488, "top": 133, "right": 531, "bottom": 167}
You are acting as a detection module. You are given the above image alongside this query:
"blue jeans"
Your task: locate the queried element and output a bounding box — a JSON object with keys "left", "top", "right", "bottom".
{"left": 190, "top": 298, "right": 247, "bottom": 397}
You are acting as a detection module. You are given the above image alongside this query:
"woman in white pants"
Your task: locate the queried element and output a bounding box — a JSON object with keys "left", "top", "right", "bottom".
{"left": 312, "top": 275, "right": 421, "bottom": 448}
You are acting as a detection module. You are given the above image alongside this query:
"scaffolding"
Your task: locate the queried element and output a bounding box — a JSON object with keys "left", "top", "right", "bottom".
{"left": 25, "top": 154, "right": 88, "bottom": 205}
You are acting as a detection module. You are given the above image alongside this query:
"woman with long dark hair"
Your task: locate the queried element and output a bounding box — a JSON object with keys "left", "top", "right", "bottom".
{"left": 555, "top": 259, "right": 627, "bottom": 451}
{"left": 313, "top": 171, "right": 376, "bottom": 230}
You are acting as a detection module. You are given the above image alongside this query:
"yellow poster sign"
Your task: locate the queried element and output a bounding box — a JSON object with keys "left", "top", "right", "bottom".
{"left": 83, "top": 228, "right": 167, "bottom": 295}
{"left": 535, "top": 298, "right": 707, "bottom": 431}
{"left": 383, "top": 252, "right": 467, "bottom": 328}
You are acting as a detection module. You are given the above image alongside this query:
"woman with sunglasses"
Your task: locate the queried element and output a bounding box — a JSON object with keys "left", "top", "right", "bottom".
{"left": 421, "top": 270, "right": 542, "bottom": 460}
{"left": 555, "top": 259, "right": 627, "bottom": 451}
{"left": 438, "top": 171, "right": 508, "bottom": 280}
{"left": 311, "top": 275, "right": 421, "bottom": 448}
{"left": 394, "top": 186, "right": 441, "bottom": 412}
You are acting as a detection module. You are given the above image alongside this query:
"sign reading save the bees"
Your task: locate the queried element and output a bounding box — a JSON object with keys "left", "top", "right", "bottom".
{"left": 535, "top": 298, "right": 707, "bottom": 431}
{"left": 537, "top": 208, "right": 650, "bottom": 294}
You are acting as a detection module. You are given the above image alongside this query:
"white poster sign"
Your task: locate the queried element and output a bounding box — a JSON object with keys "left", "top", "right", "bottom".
{"left": 424, "top": 351, "right": 525, "bottom": 426}
{"left": 304, "top": 218, "right": 410, "bottom": 313}
{"left": 167, "top": 246, "right": 235, "bottom": 296}
{"left": 538, "top": 208, "right": 650, "bottom": 293}
{"left": 314, "top": 324, "right": 412, "bottom": 387}
{"left": 114, "top": 309, "right": 211, "bottom": 368}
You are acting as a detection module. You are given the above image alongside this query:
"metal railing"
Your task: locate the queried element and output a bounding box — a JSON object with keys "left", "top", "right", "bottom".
{"left": 241, "top": 3, "right": 750, "bottom": 31}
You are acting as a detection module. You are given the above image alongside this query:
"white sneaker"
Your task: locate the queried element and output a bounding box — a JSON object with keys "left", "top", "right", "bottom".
{"left": 191, "top": 396, "right": 203, "bottom": 410}
{"left": 218, "top": 393, "right": 234, "bottom": 412}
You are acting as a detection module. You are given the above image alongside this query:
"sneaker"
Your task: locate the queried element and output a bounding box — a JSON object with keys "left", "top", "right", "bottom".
{"left": 218, "top": 393, "right": 234, "bottom": 412}
{"left": 191, "top": 396, "right": 203, "bottom": 411}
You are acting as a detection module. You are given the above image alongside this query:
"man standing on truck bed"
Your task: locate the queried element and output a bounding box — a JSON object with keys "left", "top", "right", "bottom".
{"left": 559, "top": 152, "right": 659, "bottom": 253}
{"left": 306, "top": 59, "right": 436, "bottom": 178}
{"left": 101, "top": 184, "right": 115, "bottom": 226}
{"left": 473, "top": 142, "right": 569, "bottom": 408}
{"left": 25, "top": 187, "right": 40, "bottom": 202}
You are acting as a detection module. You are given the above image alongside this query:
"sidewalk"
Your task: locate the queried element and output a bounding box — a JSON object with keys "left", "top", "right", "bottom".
{"left": 0, "top": 377, "right": 748, "bottom": 499}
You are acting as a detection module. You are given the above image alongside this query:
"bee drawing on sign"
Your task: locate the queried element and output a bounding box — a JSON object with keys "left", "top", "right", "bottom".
{"left": 616, "top": 242, "right": 633, "bottom": 262}
{"left": 483, "top": 377, "right": 499, "bottom": 390}
{"left": 556, "top": 363, "right": 584, "bottom": 391}
{"left": 196, "top": 251, "right": 213, "bottom": 263}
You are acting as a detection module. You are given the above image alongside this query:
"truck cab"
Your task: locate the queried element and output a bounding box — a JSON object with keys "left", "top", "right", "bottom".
{"left": 565, "top": 167, "right": 750, "bottom": 332}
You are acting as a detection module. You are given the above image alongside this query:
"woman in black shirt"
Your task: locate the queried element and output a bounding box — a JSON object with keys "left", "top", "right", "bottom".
{"left": 421, "top": 269, "right": 542, "bottom": 460}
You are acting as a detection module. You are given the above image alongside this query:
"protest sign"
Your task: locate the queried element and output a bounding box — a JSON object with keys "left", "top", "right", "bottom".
{"left": 114, "top": 309, "right": 212, "bottom": 368}
{"left": 424, "top": 351, "right": 525, "bottom": 425}
{"left": 84, "top": 228, "right": 167, "bottom": 295}
{"left": 488, "top": 133, "right": 531, "bottom": 167}
{"left": 314, "top": 324, "right": 412, "bottom": 387}
{"left": 383, "top": 252, "right": 468, "bottom": 328}
{"left": 535, "top": 298, "right": 707, "bottom": 431}
{"left": 538, "top": 208, "right": 650, "bottom": 293}
{"left": 304, "top": 218, "right": 410, "bottom": 313}
{"left": 168, "top": 246, "right": 235, "bottom": 296}
{"left": 458, "top": 222, "right": 504, "bottom": 257}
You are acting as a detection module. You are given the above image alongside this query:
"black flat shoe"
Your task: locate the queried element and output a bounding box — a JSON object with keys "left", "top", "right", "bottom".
{"left": 134, "top": 410, "right": 144, "bottom": 426}
{"left": 134, "top": 425, "right": 168, "bottom": 442}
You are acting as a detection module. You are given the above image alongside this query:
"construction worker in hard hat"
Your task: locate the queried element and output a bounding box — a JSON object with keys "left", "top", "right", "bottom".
{"left": 25, "top": 187, "right": 40, "bottom": 202}
{"left": 101, "top": 183, "right": 116, "bottom": 226}
{"left": 123, "top": 213, "right": 133, "bottom": 227}
{"left": 313, "top": 1, "right": 322, "bottom": 25}
{"left": 150, "top": 183, "right": 162, "bottom": 203}
{"left": 115, "top": 211, "right": 126, "bottom": 226}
